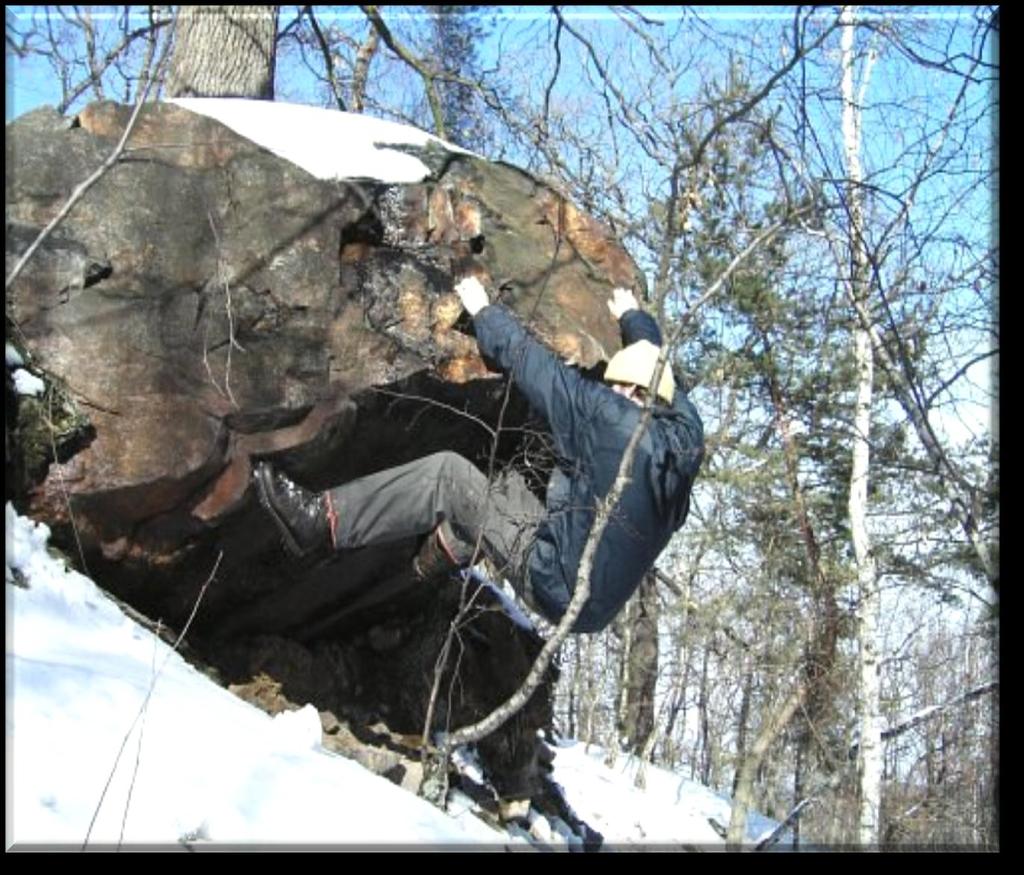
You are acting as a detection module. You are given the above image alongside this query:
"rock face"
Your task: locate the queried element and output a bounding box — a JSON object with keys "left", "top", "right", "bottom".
{"left": 6, "top": 99, "right": 642, "bottom": 801}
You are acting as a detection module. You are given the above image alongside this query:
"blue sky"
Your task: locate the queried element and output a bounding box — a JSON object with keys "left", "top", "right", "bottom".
{"left": 5, "top": 5, "right": 995, "bottom": 444}
{"left": 6, "top": 6, "right": 991, "bottom": 121}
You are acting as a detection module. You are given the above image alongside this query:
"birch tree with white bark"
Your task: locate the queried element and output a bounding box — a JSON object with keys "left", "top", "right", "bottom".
{"left": 838, "top": 5, "right": 882, "bottom": 847}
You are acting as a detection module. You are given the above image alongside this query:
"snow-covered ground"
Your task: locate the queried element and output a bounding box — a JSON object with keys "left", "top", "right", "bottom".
{"left": 6, "top": 501, "right": 782, "bottom": 851}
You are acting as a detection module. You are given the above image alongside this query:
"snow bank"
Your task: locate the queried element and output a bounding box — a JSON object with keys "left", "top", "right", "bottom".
{"left": 5, "top": 503, "right": 504, "bottom": 849}
{"left": 545, "top": 739, "right": 782, "bottom": 850}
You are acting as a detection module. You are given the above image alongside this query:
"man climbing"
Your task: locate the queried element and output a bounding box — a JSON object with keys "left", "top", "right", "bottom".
{"left": 253, "top": 278, "right": 704, "bottom": 633}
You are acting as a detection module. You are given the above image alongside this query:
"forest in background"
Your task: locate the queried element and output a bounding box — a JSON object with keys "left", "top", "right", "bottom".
{"left": 6, "top": 5, "right": 999, "bottom": 849}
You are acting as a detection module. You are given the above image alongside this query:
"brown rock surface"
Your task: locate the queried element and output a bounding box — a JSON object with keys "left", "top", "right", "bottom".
{"left": 7, "top": 101, "right": 639, "bottom": 564}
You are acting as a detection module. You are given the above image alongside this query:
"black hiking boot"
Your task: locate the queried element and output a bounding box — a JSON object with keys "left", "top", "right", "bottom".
{"left": 253, "top": 462, "right": 331, "bottom": 559}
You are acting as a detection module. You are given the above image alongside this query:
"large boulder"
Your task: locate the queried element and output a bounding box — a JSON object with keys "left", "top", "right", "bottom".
{"left": 6, "top": 98, "right": 641, "bottom": 802}
{"left": 7, "top": 100, "right": 638, "bottom": 561}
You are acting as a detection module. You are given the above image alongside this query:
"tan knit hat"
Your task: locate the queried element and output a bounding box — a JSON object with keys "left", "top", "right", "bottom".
{"left": 604, "top": 339, "right": 675, "bottom": 404}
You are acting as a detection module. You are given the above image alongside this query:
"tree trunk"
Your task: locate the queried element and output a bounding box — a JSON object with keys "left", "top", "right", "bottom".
{"left": 793, "top": 738, "right": 804, "bottom": 849}
{"left": 662, "top": 627, "right": 688, "bottom": 768}
{"left": 607, "top": 615, "right": 632, "bottom": 768}
{"left": 696, "top": 647, "right": 711, "bottom": 784}
{"left": 733, "top": 662, "right": 754, "bottom": 798}
{"left": 582, "top": 634, "right": 599, "bottom": 750}
{"left": 840, "top": 6, "right": 882, "bottom": 848}
{"left": 166, "top": 6, "right": 278, "bottom": 99}
{"left": 727, "top": 684, "right": 807, "bottom": 849}
{"left": 988, "top": 15, "right": 1000, "bottom": 848}
{"left": 634, "top": 714, "right": 662, "bottom": 789}
{"left": 566, "top": 637, "right": 579, "bottom": 739}
{"left": 989, "top": 631, "right": 999, "bottom": 846}
{"left": 661, "top": 562, "right": 695, "bottom": 769}
{"left": 623, "top": 572, "right": 660, "bottom": 752}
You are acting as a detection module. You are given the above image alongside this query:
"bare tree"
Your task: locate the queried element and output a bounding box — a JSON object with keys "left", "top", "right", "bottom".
{"left": 6, "top": 6, "right": 172, "bottom": 113}
{"left": 838, "top": 6, "right": 882, "bottom": 846}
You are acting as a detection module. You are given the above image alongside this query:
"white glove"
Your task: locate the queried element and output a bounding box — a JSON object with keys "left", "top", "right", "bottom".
{"left": 455, "top": 276, "right": 490, "bottom": 316}
{"left": 607, "top": 287, "right": 640, "bottom": 320}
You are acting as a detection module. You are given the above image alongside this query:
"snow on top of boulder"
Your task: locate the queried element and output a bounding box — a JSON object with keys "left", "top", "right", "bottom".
{"left": 168, "top": 98, "right": 473, "bottom": 184}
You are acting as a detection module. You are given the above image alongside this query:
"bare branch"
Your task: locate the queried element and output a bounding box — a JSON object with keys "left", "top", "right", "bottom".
{"left": 6, "top": 30, "right": 171, "bottom": 292}
{"left": 925, "top": 348, "right": 998, "bottom": 412}
{"left": 351, "top": 23, "right": 379, "bottom": 112}
{"left": 359, "top": 5, "right": 447, "bottom": 139}
{"left": 847, "top": 680, "right": 998, "bottom": 759}
{"left": 304, "top": 5, "right": 347, "bottom": 111}
{"left": 688, "top": 9, "right": 844, "bottom": 170}
{"left": 543, "top": 12, "right": 563, "bottom": 131}
{"left": 56, "top": 15, "right": 173, "bottom": 114}
{"left": 435, "top": 202, "right": 811, "bottom": 756}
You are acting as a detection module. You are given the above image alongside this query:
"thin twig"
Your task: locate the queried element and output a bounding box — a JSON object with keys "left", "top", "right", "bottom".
{"left": 205, "top": 210, "right": 245, "bottom": 409}
{"left": 82, "top": 552, "right": 222, "bottom": 850}
{"left": 6, "top": 30, "right": 170, "bottom": 292}
{"left": 370, "top": 387, "right": 496, "bottom": 439}
{"left": 119, "top": 620, "right": 162, "bottom": 850}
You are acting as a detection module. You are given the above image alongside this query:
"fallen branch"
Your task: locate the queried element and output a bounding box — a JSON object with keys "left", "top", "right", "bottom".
{"left": 847, "top": 680, "right": 998, "bottom": 759}
{"left": 754, "top": 796, "right": 815, "bottom": 851}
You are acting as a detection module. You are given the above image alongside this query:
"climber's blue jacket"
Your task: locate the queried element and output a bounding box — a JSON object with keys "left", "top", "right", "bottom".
{"left": 473, "top": 305, "right": 704, "bottom": 632}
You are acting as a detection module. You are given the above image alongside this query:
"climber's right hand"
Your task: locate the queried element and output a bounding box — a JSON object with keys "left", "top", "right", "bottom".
{"left": 607, "top": 287, "right": 640, "bottom": 320}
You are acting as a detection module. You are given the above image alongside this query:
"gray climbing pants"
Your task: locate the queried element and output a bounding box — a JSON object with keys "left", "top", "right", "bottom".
{"left": 326, "top": 451, "right": 545, "bottom": 602}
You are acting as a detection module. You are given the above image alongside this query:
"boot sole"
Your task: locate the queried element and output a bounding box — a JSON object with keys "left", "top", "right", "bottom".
{"left": 254, "top": 463, "right": 308, "bottom": 559}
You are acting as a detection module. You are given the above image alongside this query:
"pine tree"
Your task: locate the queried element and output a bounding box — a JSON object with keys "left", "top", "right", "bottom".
{"left": 425, "top": 5, "right": 490, "bottom": 151}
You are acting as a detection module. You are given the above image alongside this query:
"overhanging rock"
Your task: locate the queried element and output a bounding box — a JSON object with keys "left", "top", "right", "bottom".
{"left": 7, "top": 99, "right": 641, "bottom": 576}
